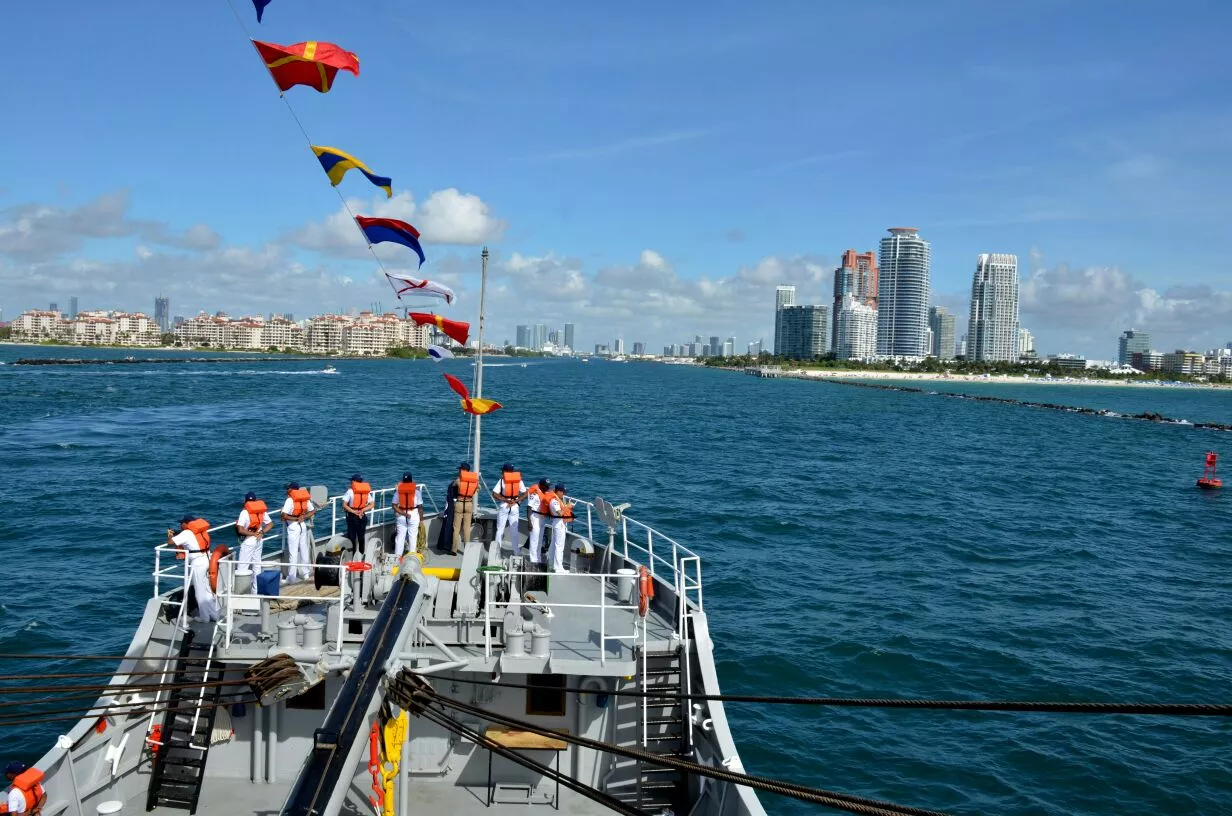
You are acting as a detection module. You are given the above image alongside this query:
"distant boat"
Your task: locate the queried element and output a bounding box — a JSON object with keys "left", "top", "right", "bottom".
{"left": 322, "top": 365, "right": 338, "bottom": 374}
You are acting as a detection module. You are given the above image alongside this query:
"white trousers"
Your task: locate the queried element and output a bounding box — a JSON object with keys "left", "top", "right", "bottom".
{"left": 394, "top": 510, "right": 420, "bottom": 558}
{"left": 238, "top": 536, "right": 262, "bottom": 592}
{"left": 494, "top": 502, "right": 520, "bottom": 549}
{"left": 528, "top": 514, "right": 545, "bottom": 564}
{"left": 549, "top": 521, "right": 567, "bottom": 573}
{"left": 285, "top": 522, "right": 311, "bottom": 581}
{"left": 188, "top": 556, "right": 220, "bottom": 622}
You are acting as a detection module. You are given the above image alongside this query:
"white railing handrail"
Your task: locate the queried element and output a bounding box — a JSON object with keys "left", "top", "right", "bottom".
{"left": 481, "top": 570, "right": 640, "bottom": 667}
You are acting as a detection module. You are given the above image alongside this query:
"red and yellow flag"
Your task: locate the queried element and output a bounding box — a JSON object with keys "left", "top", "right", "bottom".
{"left": 408, "top": 312, "right": 469, "bottom": 345}
{"left": 253, "top": 40, "right": 360, "bottom": 93}
{"left": 443, "top": 374, "right": 503, "bottom": 416}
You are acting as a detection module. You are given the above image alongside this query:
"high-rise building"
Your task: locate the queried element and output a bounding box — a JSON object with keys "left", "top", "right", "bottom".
{"left": 748, "top": 339, "right": 762, "bottom": 356}
{"left": 832, "top": 249, "right": 878, "bottom": 348}
{"left": 154, "top": 295, "right": 170, "bottom": 332}
{"left": 709, "top": 336, "right": 721, "bottom": 357}
{"left": 773, "top": 285, "right": 796, "bottom": 356}
{"left": 723, "top": 336, "right": 735, "bottom": 357}
{"left": 548, "top": 329, "right": 560, "bottom": 345}
{"left": 614, "top": 337, "right": 625, "bottom": 354}
{"left": 533, "top": 323, "right": 548, "bottom": 350}
{"left": 777, "top": 305, "right": 829, "bottom": 359}
{"left": 967, "top": 253, "right": 1020, "bottom": 362}
{"left": 928, "top": 306, "right": 956, "bottom": 360}
{"left": 835, "top": 294, "right": 878, "bottom": 360}
{"left": 958, "top": 334, "right": 968, "bottom": 358}
{"left": 516, "top": 325, "right": 530, "bottom": 348}
{"left": 563, "top": 323, "right": 575, "bottom": 351}
{"left": 69, "top": 296, "right": 79, "bottom": 319}
{"left": 876, "top": 228, "right": 931, "bottom": 358}
{"left": 1118, "top": 329, "right": 1150, "bottom": 366}
{"left": 1019, "top": 328, "right": 1035, "bottom": 358}
{"left": 49, "top": 302, "right": 59, "bottom": 314}
{"left": 633, "top": 342, "right": 646, "bottom": 356}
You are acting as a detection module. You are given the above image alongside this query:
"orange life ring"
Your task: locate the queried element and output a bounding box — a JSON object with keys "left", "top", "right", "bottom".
{"left": 209, "top": 545, "right": 231, "bottom": 592}
{"left": 638, "top": 566, "right": 654, "bottom": 617}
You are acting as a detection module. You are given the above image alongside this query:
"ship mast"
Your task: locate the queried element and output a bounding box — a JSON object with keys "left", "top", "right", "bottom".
{"left": 471, "top": 246, "right": 489, "bottom": 479}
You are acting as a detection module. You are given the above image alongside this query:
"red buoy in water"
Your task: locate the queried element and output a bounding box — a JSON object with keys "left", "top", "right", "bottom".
{"left": 1197, "top": 451, "right": 1223, "bottom": 490}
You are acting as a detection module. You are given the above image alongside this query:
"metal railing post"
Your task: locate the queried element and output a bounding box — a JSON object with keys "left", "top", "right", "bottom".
{"left": 586, "top": 506, "right": 593, "bottom": 543}
{"left": 484, "top": 573, "right": 492, "bottom": 660}
{"left": 153, "top": 548, "right": 161, "bottom": 598}
{"left": 599, "top": 579, "right": 606, "bottom": 667}
{"left": 621, "top": 517, "right": 629, "bottom": 560}
{"left": 647, "top": 528, "right": 655, "bottom": 577}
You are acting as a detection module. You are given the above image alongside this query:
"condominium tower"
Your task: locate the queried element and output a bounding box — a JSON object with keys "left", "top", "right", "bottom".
{"left": 928, "top": 306, "right": 956, "bottom": 360}
{"left": 967, "top": 253, "right": 1020, "bottom": 362}
{"left": 1118, "top": 329, "right": 1150, "bottom": 366}
{"left": 773, "top": 285, "right": 796, "bottom": 356}
{"left": 831, "top": 250, "right": 878, "bottom": 350}
{"left": 876, "top": 228, "right": 931, "bottom": 358}
{"left": 777, "top": 305, "right": 830, "bottom": 360}
{"left": 835, "top": 294, "right": 877, "bottom": 360}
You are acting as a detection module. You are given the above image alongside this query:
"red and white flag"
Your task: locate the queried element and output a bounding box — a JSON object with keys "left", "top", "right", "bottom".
{"left": 384, "top": 273, "right": 455, "bottom": 305}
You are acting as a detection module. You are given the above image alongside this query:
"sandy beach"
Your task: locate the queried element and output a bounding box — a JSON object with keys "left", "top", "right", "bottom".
{"left": 787, "top": 369, "right": 1231, "bottom": 390}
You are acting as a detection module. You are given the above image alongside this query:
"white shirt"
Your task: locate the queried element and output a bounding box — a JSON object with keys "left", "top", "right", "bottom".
{"left": 527, "top": 492, "right": 542, "bottom": 514}
{"left": 236, "top": 509, "right": 273, "bottom": 535}
{"left": 172, "top": 528, "right": 207, "bottom": 557}
{"left": 549, "top": 497, "right": 563, "bottom": 520}
{"left": 281, "top": 496, "right": 315, "bottom": 520}
{"left": 8, "top": 787, "right": 27, "bottom": 814}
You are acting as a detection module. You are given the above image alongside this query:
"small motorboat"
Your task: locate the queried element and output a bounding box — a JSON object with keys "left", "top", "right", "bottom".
{"left": 322, "top": 365, "right": 339, "bottom": 374}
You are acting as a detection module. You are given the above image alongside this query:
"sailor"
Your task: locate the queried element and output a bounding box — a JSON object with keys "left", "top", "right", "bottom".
{"left": 528, "top": 479, "right": 553, "bottom": 566}
{"left": 235, "top": 491, "right": 273, "bottom": 592}
{"left": 342, "top": 474, "right": 373, "bottom": 556}
{"left": 280, "top": 482, "right": 315, "bottom": 582}
{"left": 450, "top": 463, "right": 480, "bottom": 554}
{"left": 548, "top": 484, "right": 575, "bottom": 574}
{"left": 393, "top": 471, "right": 423, "bottom": 560}
{"left": 490, "top": 463, "right": 527, "bottom": 551}
{"left": 0, "top": 762, "right": 44, "bottom": 816}
{"left": 166, "top": 515, "right": 221, "bottom": 622}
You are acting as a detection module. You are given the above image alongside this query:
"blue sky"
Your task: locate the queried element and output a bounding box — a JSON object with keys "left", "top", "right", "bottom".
{"left": 2, "top": 0, "right": 1230, "bottom": 357}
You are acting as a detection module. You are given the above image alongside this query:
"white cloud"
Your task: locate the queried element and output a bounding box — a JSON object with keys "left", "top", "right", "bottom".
{"left": 288, "top": 188, "right": 504, "bottom": 257}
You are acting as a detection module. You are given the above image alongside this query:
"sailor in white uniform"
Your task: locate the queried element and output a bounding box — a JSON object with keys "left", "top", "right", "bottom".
{"left": 235, "top": 491, "right": 273, "bottom": 593}
{"left": 547, "top": 484, "right": 573, "bottom": 574}
{"left": 491, "top": 463, "right": 527, "bottom": 551}
{"left": 167, "top": 515, "right": 220, "bottom": 622}
{"left": 393, "top": 472, "right": 423, "bottom": 560}
{"left": 527, "top": 478, "right": 550, "bottom": 565}
{"left": 280, "top": 482, "right": 315, "bottom": 581}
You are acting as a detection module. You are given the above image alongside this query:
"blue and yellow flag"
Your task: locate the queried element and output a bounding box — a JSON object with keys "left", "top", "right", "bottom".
{"left": 310, "top": 146, "right": 392, "bottom": 198}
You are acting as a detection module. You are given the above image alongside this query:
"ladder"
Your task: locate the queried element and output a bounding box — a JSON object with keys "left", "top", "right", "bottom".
{"left": 634, "top": 647, "right": 688, "bottom": 814}
{"left": 145, "top": 630, "right": 224, "bottom": 813}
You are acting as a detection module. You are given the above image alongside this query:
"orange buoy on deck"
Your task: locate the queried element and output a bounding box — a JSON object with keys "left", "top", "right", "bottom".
{"left": 1197, "top": 451, "right": 1223, "bottom": 490}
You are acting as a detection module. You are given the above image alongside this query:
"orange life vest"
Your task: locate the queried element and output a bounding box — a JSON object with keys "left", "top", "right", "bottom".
{"left": 457, "top": 471, "right": 479, "bottom": 500}
{"left": 349, "top": 481, "right": 372, "bottom": 511}
{"left": 242, "top": 499, "right": 267, "bottom": 533}
{"left": 535, "top": 490, "right": 557, "bottom": 516}
{"left": 500, "top": 471, "right": 523, "bottom": 500}
{"left": 289, "top": 487, "right": 311, "bottom": 516}
{"left": 185, "top": 518, "right": 211, "bottom": 553}
{"left": 395, "top": 481, "right": 418, "bottom": 511}
{"left": 8, "top": 768, "right": 45, "bottom": 816}
{"left": 559, "top": 497, "right": 575, "bottom": 522}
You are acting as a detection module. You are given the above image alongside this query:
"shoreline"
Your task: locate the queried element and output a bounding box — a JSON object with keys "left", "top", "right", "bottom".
{"left": 757, "top": 367, "right": 1231, "bottom": 391}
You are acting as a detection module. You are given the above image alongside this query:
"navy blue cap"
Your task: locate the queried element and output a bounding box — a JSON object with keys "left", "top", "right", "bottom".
{"left": 459, "top": 462, "right": 471, "bottom": 470}
{"left": 555, "top": 484, "right": 567, "bottom": 493}
{"left": 179, "top": 514, "right": 195, "bottom": 524}
{"left": 286, "top": 482, "right": 300, "bottom": 491}
{"left": 4, "top": 761, "right": 26, "bottom": 777}
{"left": 538, "top": 478, "right": 550, "bottom": 490}
{"left": 501, "top": 462, "right": 513, "bottom": 471}
{"left": 402, "top": 472, "right": 413, "bottom": 481}
{"left": 244, "top": 491, "right": 257, "bottom": 502}
{"left": 351, "top": 473, "right": 363, "bottom": 482}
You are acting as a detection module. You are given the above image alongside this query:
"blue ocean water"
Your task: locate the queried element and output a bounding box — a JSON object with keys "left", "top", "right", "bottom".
{"left": 1, "top": 345, "right": 1230, "bottom": 815}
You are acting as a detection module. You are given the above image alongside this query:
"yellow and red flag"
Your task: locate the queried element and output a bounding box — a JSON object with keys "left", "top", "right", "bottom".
{"left": 253, "top": 40, "right": 360, "bottom": 94}
{"left": 443, "top": 374, "right": 503, "bottom": 416}
{"left": 408, "top": 312, "right": 469, "bottom": 345}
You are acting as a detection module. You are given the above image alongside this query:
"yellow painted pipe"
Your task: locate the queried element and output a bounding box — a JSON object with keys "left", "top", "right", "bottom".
{"left": 422, "top": 566, "right": 460, "bottom": 581}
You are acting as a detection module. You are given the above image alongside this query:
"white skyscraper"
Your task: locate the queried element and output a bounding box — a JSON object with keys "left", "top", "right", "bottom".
{"left": 1019, "top": 327, "right": 1035, "bottom": 357}
{"left": 876, "top": 228, "right": 931, "bottom": 359}
{"left": 967, "top": 253, "right": 1020, "bottom": 362}
{"left": 773, "top": 285, "right": 796, "bottom": 356}
{"left": 835, "top": 294, "right": 878, "bottom": 360}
